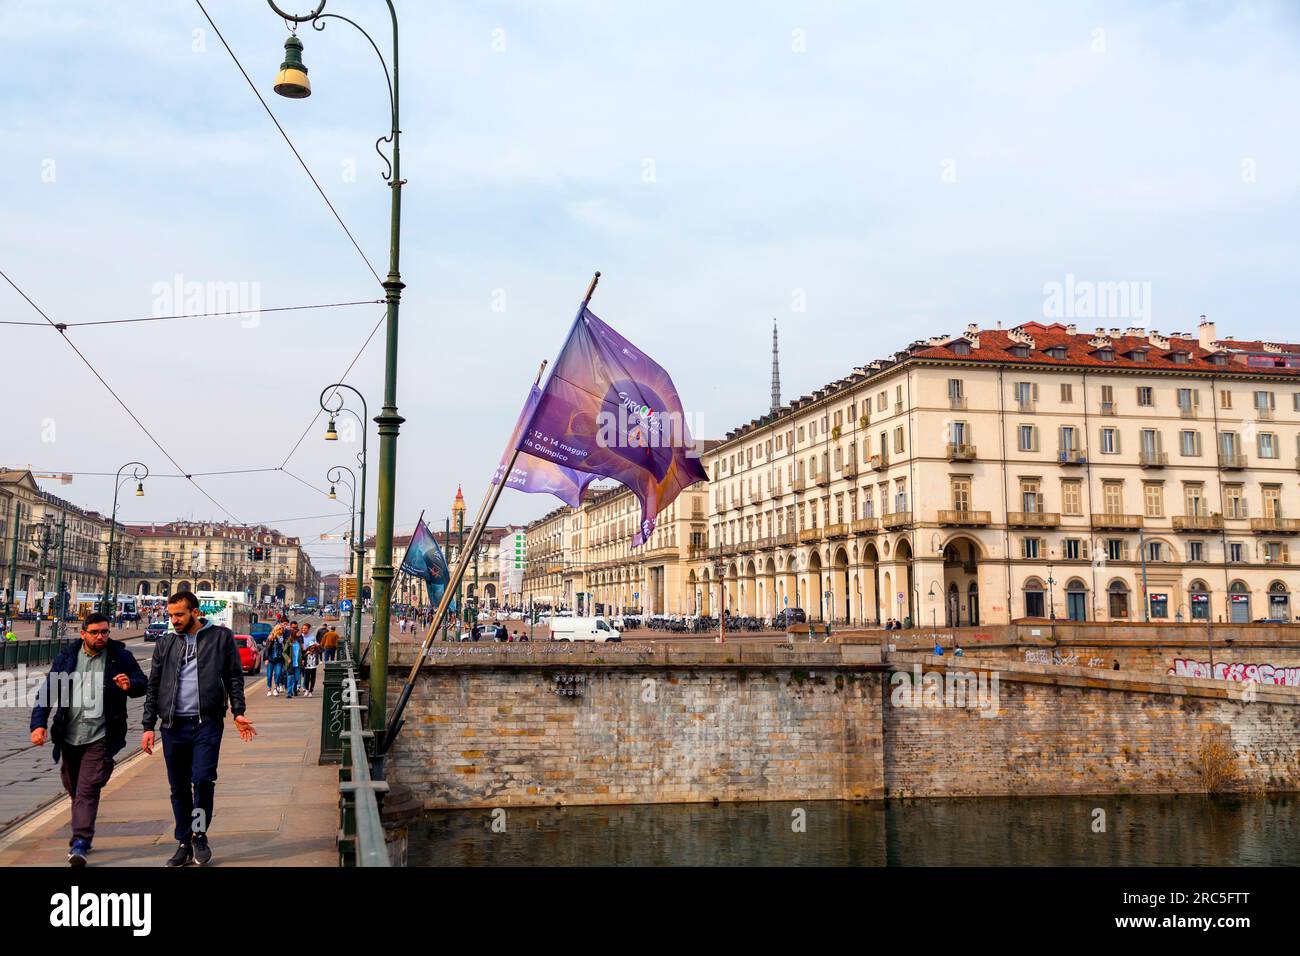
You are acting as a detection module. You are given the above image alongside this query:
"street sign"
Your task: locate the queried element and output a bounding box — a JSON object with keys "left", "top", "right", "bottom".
{"left": 339, "top": 575, "right": 357, "bottom": 600}
{"left": 339, "top": 599, "right": 353, "bottom": 612}
{"left": 633, "top": 592, "right": 640, "bottom": 600}
{"left": 784, "top": 596, "right": 789, "bottom": 606}
{"left": 897, "top": 592, "right": 904, "bottom": 602}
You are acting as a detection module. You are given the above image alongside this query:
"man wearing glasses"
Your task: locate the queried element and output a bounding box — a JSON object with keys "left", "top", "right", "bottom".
{"left": 30, "top": 612, "right": 148, "bottom": 866}
{"left": 142, "top": 591, "right": 255, "bottom": 867}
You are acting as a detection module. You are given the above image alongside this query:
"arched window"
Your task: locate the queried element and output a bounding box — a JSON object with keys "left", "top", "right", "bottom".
{"left": 1188, "top": 580, "right": 1210, "bottom": 620}
{"left": 1229, "top": 580, "right": 1251, "bottom": 623}
{"left": 1108, "top": 580, "right": 1130, "bottom": 619}
{"left": 1023, "top": 577, "right": 1045, "bottom": 618}
{"left": 1268, "top": 580, "right": 1289, "bottom": 622}
{"left": 1066, "top": 579, "right": 1088, "bottom": 621}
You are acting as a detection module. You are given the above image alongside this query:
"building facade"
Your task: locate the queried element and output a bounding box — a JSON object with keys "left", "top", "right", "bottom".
{"left": 695, "top": 318, "right": 1300, "bottom": 626}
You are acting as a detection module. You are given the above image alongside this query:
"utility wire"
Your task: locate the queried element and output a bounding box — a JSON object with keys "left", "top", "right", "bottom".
{"left": 0, "top": 299, "right": 382, "bottom": 328}
{"left": 0, "top": 267, "right": 243, "bottom": 524}
{"left": 278, "top": 309, "right": 385, "bottom": 468}
{"left": 195, "top": 0, "right": 384, "bottom": 287}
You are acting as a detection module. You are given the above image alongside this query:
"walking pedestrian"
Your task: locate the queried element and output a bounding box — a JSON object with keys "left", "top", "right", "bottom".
{"left": 264, "top": 625, "right": 285, "bottom": 697}
{"left": 30, "top": 613, "right": 147, "bottom": 866}
{"left": 285, "top": 630, "right": 303, "bottom": 698}
{"left": 302, "top": 640, "right": 320, "bottom": 697}
{"left": 322, "top": 624, "right": 340, "bottom": 662}
{"left": 142, "top": 591, "right": 255, "bottom": 867}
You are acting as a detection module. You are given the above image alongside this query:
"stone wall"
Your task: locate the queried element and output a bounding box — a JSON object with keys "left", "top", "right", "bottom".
{"left": 384, "top": 661, "right": 884, "bottom": 809}
{"left": 381, "top": 644, "right": 1300, "bottom": 809}
{"left": 882, "top": 661, "right": 1300, "bottom": 798}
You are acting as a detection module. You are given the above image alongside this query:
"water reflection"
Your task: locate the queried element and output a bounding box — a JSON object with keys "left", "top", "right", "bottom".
{"left": 408, "top": 794, "right": 1300, "bottom": 866}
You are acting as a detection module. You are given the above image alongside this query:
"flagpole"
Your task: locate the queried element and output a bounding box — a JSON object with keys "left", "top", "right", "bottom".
{"left": 384, "top": 354, "right": 558, "bottom": 752}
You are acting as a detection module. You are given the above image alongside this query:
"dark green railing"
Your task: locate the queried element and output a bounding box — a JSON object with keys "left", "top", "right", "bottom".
{"left": 333, "top": 644, "right": 390, "bottom": 867}
{"left": 0, "top": 637, "right": 65, "bottom": 670}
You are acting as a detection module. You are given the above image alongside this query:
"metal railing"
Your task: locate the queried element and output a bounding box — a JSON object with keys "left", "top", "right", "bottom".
{"left": 332, "top": 645, "right": 390, "bottom": 867}
{"left": 0, "top": 636, "right": 64, "bottom": 671}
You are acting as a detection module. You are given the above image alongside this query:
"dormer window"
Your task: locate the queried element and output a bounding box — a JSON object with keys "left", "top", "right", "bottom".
{"left": 1095, "top": 348, "right": 1115, "bottom": 361}
{"left": 1169, "top": 351, "right": 1189, "bottom": 364}
{"left": 1009, "top": 345, "right": 1030, "bottom": 358}
{"left": 1046, "top": 346, "right": 1067, "bottom": 360}
{"left": 950, "top": 341, "right": 971, "bottom": 356}
{"left": 1127, "top": 350, "right": 1148, "bottom": 362}
{"left": 1210, "top": 353, "right": 1229, "bottom": 366}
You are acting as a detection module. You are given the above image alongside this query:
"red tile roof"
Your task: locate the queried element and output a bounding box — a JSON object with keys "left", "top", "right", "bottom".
{"left": 913, "top": 322, "right": 1300, "bottom": 375}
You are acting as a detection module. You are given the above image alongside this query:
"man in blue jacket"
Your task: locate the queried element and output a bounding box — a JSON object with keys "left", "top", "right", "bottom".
{"left": 30, "top": 612, "right": 148, "bottom": 866}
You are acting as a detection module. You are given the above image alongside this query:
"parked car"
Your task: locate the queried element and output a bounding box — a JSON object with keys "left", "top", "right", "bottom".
{"left": 144, "top": 621, "right": 168, "bottom": 642}
{"left": 550, "top": 617, "right": 620, "bottom": 642}
{"left": 234, "top": 635, "right": 262, "bottom": 674}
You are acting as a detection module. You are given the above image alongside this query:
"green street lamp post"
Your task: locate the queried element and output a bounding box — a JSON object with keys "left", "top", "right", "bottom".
{"left": 321, "top": 383, "right": 369, "bottom": 661}
{"left": 326, "top": 463, "right": 360, "bottom": 652}
{"left": 101, "top": 462, "right": 147, "bottom": 617}
{"left": 270, "top": 0, "right": 405, "bottom": 741}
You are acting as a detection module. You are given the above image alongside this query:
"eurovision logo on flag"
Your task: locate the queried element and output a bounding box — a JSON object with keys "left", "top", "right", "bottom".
{"left": 519, "top": 304, "right": 708, "bottom": 546}
{"left": 491, "top": 383, "right": 600, "bottom": 509}
{"left": 399, "top": 514, "right": 450, "bottom": 605}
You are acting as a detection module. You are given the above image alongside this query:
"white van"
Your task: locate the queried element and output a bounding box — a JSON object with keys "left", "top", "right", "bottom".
{"left": 549, "top": 616, "right": 620, "bottom": 642}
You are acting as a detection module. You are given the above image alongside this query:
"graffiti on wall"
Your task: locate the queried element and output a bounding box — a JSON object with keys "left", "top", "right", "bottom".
{"left": 1169, "top": 659, "right": 1300, "bottom": 686}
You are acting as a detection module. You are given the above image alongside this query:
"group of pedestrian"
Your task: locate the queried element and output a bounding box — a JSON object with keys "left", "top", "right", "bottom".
{"left": 883, "top": 618, "right": 905, "bottom": 630}
{"left": 262, "top": 620, "right": 338, "bottom": 698}
{"left": 30, "top": 591, "right": 255, "bottom": 868}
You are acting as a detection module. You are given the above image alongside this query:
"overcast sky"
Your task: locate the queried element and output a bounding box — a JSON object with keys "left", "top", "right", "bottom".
{"left": 4, "top": 0, "right": 1299, "bottom": 573}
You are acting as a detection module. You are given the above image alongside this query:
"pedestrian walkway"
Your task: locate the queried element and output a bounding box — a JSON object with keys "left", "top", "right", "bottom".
{"left": 0, "top": 681, "right": 339, "bottom": 867}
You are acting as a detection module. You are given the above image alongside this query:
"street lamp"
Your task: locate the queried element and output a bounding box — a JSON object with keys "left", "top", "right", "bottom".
{"left": 1046, "top": 549, "right": 1057, "bottom": 621}
{"left": 326, "top": 464, "right": 358, "bottom": 645}
{"left": 274, "top": 0, "right": 406, "bottom": 741}
{"left": 320, "top": 383, "right": 369, "bottom": 662}
{"left": 102, "top": 462, "right": 147, "bottom": 616}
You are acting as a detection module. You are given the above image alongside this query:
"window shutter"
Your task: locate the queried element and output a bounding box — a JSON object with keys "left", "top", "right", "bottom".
{"left": 1115, "top": 429, "right": 1122, "bottom": 454}
{"left": 1193, "top": 389, "right": 1200, "bottom": 407}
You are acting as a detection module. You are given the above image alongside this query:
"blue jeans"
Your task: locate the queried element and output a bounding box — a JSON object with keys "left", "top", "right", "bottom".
{"left": 286, "top": 666, "right": 300, "bottom": 697}
{"left": 266, "top": 660, "right": 283, "bottom": 690}
{"left": 161, "top": 716, "right": 223, "bottom": 843}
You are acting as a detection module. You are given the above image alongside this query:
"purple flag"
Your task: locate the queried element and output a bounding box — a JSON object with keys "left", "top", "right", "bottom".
{"left": 519, "top": 305, "right": 709, "bottom": 546}
{"left": 492, "top": 384, "right": 599, "bottom": 509}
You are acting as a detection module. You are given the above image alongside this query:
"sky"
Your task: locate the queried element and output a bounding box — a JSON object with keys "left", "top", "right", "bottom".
{"left": 3, "top": 0, "right": 1299, "bottom": 573}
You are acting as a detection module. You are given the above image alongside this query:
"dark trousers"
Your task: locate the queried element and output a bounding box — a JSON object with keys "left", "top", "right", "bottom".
{"left": 161, "top": 716, "right": 224, "bottom": 843}
{"left": 302, "top": 667, "right": 317, "bottom": 693}
{"left": 59, "top": 739, "right": 114, "bottom": 844}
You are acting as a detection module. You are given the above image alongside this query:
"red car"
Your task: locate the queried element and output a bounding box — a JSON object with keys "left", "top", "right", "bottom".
{"left": 234, "top": 635, "right": 262, "bottom": 675}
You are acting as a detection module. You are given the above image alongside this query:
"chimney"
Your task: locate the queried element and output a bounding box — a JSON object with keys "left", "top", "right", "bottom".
{"left": 1198, "top": 314, "right": 1216, "bottom": 350}
{"left": 1065, "top": 323, "right": 1077, "bottom": 335}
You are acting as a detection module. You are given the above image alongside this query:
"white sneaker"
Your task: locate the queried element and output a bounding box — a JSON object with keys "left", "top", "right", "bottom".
{"left": 267, "top": 690, "right": 272, "bottom": 697}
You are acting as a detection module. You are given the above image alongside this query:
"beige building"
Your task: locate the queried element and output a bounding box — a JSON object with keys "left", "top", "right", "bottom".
{"left": 695, "top": 318, "right": 1300, "bottom": 626}
{"left": 121, "top": 521, "right": 321, "bottom": 606}
{"left": 1, "top": 469, "right": 114, "bottom": 613}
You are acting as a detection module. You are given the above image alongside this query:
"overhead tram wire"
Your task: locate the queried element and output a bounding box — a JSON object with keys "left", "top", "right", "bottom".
{"left": 278, "top": 309, "right": 386, "bottom": 469}
{"left": 0, "top": 267, "right": 243, "bottom": 525}
{"left": 0, "top": 299, "right": 382, "bottom": 329}
{"left": 195, "top": 0, "right": 383, "bottom": 287}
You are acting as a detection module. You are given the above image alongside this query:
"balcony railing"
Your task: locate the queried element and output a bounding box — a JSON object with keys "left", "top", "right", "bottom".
{"left": 1017, "top": 399, "right": 1035, "bottom": 413}
{"left": 1219, "top": 452, "right": 1246, "bottom": 469}
{"left": 1139, "top": 450, "right": 1168, "bottom": 468}
{"left": 814, "top": 472, "right": 831, "bottom": 488}
{"left": 825, "top": 523, "right": 850, "bottom": 539}
{"left": 946, "top": 442, "right": 977, "bottom": 461}
{"left": 842, "top": 460, "right": 858, "bottom": 478}
{"left": 1255, "top": 406, "right": 1275, "bottom": 421}
{"left": 869, "top": 454, "right": 888, "bottom": 471}
{"left": 937, "top": 510, "right": 991, "bottom": 526}
{"left": 798, "top": 528, "right": 824, "bottom": 544}
{"left": 1007, "top": 511, "right": 1060, "bottom": 528}
{"left": 1179, "top": 405, "right": 1198, "bottom": 419}
{"left": 948, "top": 395, "right": 967, "bottom": 410}
{"left": 778, "top": 532, "right": 798, "bottom": 547}
{"left": 1057, "top": 449, "right": 1086, "bottom": 465}
{"left": 1090, "top": 514, "right": 1144, "bottom": 530}
{"left": 851, "top": 517, "right": 878, "bottom": 534}
{"left": 1172, "top": 515, "right": 1223, "bottom": 532}
{"left": 1250, "top": 517, "right": 1300, "bottom": 534}
{"left": 791, "top": 476, "right": 807, "bottom": 493}
{"left": 755, "top": 536, "right": 776, "bottom": 551}
{"left": 1100, "top": 401, "right": 1117, "bottom": 416}
{"left": 882, "top": 511, "right": 913, "bottom": 529}
{"left": 748, "top": 491, "right": 764, "bottom": 504}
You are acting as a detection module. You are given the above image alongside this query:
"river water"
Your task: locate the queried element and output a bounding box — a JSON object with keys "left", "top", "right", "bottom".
{"left": 407, "top": 794, "right": 1300, "bottom": 866}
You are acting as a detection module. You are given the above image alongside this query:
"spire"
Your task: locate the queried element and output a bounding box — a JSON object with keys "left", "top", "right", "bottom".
{"left": 452, "top": 484, "right": 466, "bottom": 529}
{"left": 770, "top": 318, "right": 781, "bottom": 413}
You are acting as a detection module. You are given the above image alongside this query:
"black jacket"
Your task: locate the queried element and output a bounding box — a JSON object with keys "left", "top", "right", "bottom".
{"left": 30, "top": 638, "right": 148, "bottom": 763}
{"left": 142, "top": 621, "right": 246, "bottom": 731}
